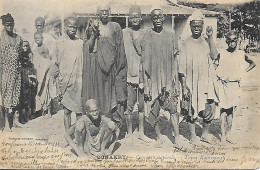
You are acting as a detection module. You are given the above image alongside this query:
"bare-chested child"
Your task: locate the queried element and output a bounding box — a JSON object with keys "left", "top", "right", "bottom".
{"left": 216, "top": 31, "right": 256, "bottom": 144}
{"left": 65, "top": 99, "right": 119, "bottom": 157}
{"left": 33, "top": 31, "right": 51, "bottom": 117}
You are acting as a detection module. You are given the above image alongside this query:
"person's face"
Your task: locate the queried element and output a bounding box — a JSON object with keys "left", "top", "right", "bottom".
{"left": 35, "top": 21, "right": 44, "bottom": 32}
{"left": 129, "top": 12, "right": 141, "bottom": 27}
{"left": 23, "top": 42, "right": 29, "bottom": 52}
{"left": 99, "top": 7, "right": 110, "bottom": 24}
{"left": 4, "top": 22, "right": 14, "bottom": 33}
{"left": 190, "top": 20, "right": 204, "bottom": 37}
{"left": 151, "top": 10, "right": 164, "bottom": 29}
{"left": 65, "top": 20, "right": 78, "bottom": 37}
{"left": 54, "top": 26, "right": 61, "bottom": 35}
{"left": 34, "top": 34, "right": 43, "bottom": 45}
{"left": 87, "top": 103, "right": 100, "bottom": 120}
{"left": 226, "top": 34, "right": 238, "bottom": 49}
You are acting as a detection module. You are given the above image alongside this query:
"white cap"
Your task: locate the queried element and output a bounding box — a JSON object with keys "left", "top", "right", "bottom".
{"left": 189, "top": 10, "right": 204, "bottom": 21}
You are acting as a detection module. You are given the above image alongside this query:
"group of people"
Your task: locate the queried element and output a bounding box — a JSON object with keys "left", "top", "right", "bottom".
{"left": 0, "top": 3, "right": 256, "bottom": 158}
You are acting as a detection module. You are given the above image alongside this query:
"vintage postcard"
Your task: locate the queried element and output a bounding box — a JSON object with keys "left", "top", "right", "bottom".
{"left": 0, "top": 0, "right": 259, "bottom": 169}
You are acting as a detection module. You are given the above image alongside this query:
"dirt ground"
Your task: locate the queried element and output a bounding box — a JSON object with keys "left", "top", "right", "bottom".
{"left": 1, "top": 54, "right": 260, "bottom": 168}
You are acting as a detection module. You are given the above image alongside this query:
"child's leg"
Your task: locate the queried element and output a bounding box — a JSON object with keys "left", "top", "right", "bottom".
{"left": 220, "top": 108, "right": 227, "bottom": 142}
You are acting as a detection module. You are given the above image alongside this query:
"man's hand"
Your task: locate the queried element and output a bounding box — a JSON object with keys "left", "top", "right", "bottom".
{"left": 91, "top": 19, "right": 100, "bottom": 37}
{"left": 144, "top": 93, "right": 152, "bottom": 102}
{"left": 206, "top": 26, "right": 213, "bottom": 38}
{"left": 139, "top": 83, "right": 144, "bottom": 89}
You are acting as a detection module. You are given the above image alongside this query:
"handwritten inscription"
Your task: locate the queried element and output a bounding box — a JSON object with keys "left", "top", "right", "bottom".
{"left": 0, "top": 137, "right": 259, "bottom": 169}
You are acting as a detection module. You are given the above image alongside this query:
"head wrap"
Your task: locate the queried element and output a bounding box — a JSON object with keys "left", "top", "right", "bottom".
{"left": 0, "top": 13, "right": 14, "bottom": 25}
{"left": 189, "top": 10, "right": 204, "bottom": 22}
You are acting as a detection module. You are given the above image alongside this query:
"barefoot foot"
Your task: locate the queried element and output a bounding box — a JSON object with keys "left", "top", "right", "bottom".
{"left": 138, "top": 133, "right": 152, "bottom": 143}
{"left": 154, "top": 138, "right": 163, "bottom": 148}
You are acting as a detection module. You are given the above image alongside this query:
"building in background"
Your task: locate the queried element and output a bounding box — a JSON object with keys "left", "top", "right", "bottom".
{"left": 74, "top": 0, "right": 219, "bottom": 42}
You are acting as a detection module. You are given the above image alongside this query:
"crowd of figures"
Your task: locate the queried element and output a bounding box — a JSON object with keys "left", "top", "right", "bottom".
{"left": 0, "top": 4, "right": 256, "bottom": 158}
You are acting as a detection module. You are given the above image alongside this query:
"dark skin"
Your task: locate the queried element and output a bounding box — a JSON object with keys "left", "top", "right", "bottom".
{"left": 151, "top": 9, "right": 164, "bottom": 33}
{"left": 88, "top": 5, "right": 110, "bottom": 53}
{"left": 35, "top": 20, "right": 44, "bottom": 33}
{"left": 62, "top": 18, "right": 80, "bottom": 131}
{"left": 223, "top": 34, "right": 256, "bottom": 73}
{"left": 124, "top": 11, "right": 152, "bottom": 145}
{"left": 3, "top": 21, "right": 18, "bottom": 47}
{"left": 64, "top": 100, "right": 119, "bottom": 157}
{"left": 142, "top": 9, "right": 181, "bottom": 148}
{"left": 219, "top": 34, "right": 255, "bottom": 144}
{"left": 2, "top": 20, "right": 22, "bottom": 131}
{"left": 64, "top": 18, "right": 78, "bottom": 40}
{"left": 178, "top": 20, "right": 219, "bottom": 144}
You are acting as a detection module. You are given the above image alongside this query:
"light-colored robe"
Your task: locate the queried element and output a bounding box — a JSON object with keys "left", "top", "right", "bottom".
{"left": 216, "top": 49, "right": 247, "bottom": 108}
{"left": 32, "top": 44, "right": 51, "bottom": 111}
{"left": 55, "top": 37, "right": 83, "bottom": 113}
{"left": 179, "top": 36, "right": 218, "bottom": 117}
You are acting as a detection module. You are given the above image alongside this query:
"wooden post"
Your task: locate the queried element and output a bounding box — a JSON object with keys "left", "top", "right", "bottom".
{"left": 171, "top": 15, "right": 175, "bottom": 31}
{"left": 126, "top": 16, "right": 129, "bottom": 28}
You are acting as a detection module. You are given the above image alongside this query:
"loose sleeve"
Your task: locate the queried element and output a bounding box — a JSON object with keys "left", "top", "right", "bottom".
{"left": 178, "top": 42, "right": 187, "bottom": 75}
{"left": 114, "top": 23, "right": 127, "bottom": 102}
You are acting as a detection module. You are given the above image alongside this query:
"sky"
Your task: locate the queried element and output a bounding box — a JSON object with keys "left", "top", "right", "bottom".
{"left": 0, "top": 0, "right": 256, "bottom": 32}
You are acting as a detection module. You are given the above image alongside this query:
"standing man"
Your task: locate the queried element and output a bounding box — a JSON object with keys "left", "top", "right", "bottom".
{"left": 178, "top": 10, "right": 219, "bottom": 144}
{"left": 82, "top": 4, "right": 127, "bottom": 125}
{"left": 54, "top": 17, "right": 83, "bottom": 131}
{"left": 140, "top": 8, "right": 181, "bottom": 148}
{"left": 122, "top": 5, "right": 151, "bottom": 144}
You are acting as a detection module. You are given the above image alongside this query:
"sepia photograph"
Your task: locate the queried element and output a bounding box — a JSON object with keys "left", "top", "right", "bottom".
{"left": 0, "top": 0, "right": 259, "bottom": 169}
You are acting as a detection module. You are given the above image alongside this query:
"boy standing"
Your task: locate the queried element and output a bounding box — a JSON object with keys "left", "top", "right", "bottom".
{"left": 216, "top": 31, "right": 256, "bottom": 144}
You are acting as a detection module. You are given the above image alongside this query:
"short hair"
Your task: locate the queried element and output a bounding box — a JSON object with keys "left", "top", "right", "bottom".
{"left": 225, "top": 30, "right": 238, "bottom": 39}
{"left": 64, "top": 17, "right": 79, "bottom": 26}
{"left": 85, "top": 99, "right": 99, "bottom": 112}
{"left": 35, "top": 17, "right": 45, "bottom": 25}
{"left": 97, "top": 4, "right": 111, "bottom": 13}
{"left": 0, "top": 13, "right": 14, "bottom": 25}
{"left": 129, "top": 5, "right": 141, "bottom": 15}
{"left": 150, "top": 9, "right": 163, "bottom": 17}
{"left": 34, "top": 31, "right": 43, "bottom": 37}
